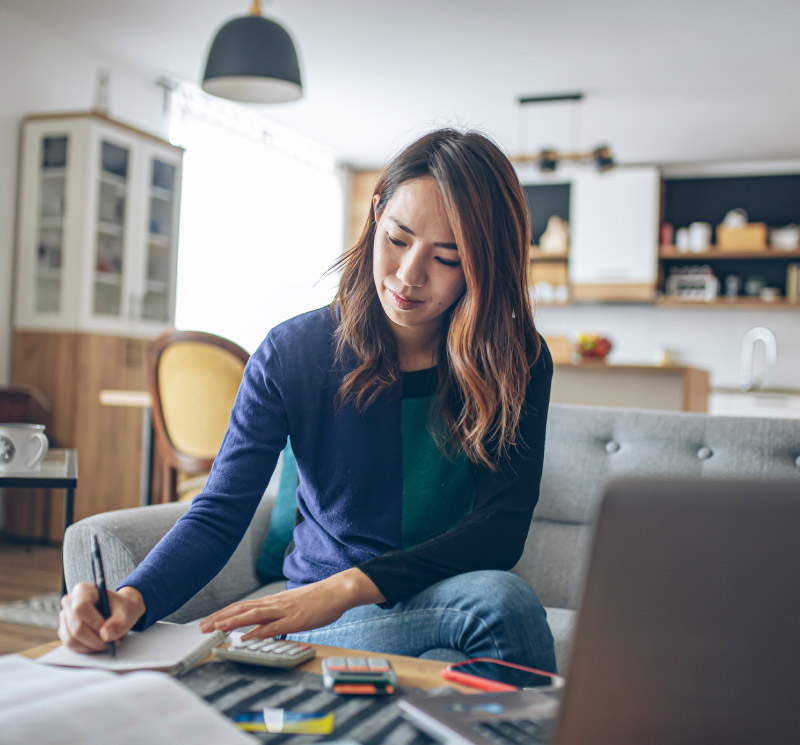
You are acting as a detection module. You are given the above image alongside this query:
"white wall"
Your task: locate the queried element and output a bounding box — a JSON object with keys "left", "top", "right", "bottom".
{"left": 0, "top": 4, "right": 167, "bottom": 383}
{"left": 535, "top": 305, "right": 800, "bottom": 390}
{"left": 1, "top": 4, "right": 797, "bottom": 395}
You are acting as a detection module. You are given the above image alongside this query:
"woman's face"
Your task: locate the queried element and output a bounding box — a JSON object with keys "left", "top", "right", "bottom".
{"left": 372, "top": 177, "right": 466, "bottom": 346}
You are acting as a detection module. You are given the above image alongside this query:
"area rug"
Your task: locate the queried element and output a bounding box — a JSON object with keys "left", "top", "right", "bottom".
{"left": 0, "top": 592, "right": 60, "bottom": 629}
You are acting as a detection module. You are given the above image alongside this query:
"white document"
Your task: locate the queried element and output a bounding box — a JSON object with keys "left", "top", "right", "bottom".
{"left": 36, "top": 621, "right": 227, "bottom": 674}
{"left": 0, "top": 655, "right": 252, "bottom": 745}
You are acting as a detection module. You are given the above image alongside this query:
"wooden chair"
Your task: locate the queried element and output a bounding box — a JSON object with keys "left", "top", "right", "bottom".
{"left": 149, "top": 331, "right": 249, "bottom": 503}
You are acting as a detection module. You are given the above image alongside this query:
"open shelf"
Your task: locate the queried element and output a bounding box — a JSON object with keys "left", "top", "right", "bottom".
{"left": 530, "top": 247, "right": 569, "bottom": 262}
{"left": 656, "top": 296, "right": 800, "bottom": 309}
{"left": 659, "top": 246, "right": 800, "bottom": 260}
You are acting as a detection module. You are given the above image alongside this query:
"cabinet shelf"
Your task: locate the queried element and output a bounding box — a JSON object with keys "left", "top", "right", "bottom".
{"left": 97, "top": 221, "right": 124, "bottom": 237}
{"left": 99, "top": 171, "right": 127, "bottom": 189}
{"left": 530, "top": 247, "right": 569, "bottom": 262}
{"left": 39, "top": 217, "right": 64, "bottom": 229}
{"left": 94, "top": 271, "right": 122, "bottom": 285}
{"left": 659, "top": 246, "right": 800, "bottom": 260}
{"left": 145, "top": 279, "right": 168, "bottom": 292}
{"left": 41, "top": 168, "right": 67, "bottom": 179}
{"left": 656, "top": 296, "right": 800, "bottom": 309}
{"left": 147, "top": 233, "right": 170, "bottom": 248}
{"left": 36, "top": 268, "right": 61, "bottom": 280}
{"left": 149, "top": 186, "right": 174, "bottom": 202}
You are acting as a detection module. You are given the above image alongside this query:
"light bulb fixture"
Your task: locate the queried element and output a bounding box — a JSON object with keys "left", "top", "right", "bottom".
{"left": 511, "top": 145, "right": 615, "bottom": 173}
{"left": 510, "top": 92, "right": 615, "bottom": 172}
{"left": 202, "top": 0, "right": 303, "bottom": 104}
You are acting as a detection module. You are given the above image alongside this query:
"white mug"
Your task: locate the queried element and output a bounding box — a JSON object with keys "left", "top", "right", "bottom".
{"left": 0, "top": 423, "right": 49, "bottom": 473}
{"left": 688, "top": 222, "right": 712, "bottom": 252}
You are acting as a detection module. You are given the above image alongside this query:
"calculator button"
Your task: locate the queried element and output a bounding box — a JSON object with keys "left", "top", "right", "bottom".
{"left": 346, "top": 658, "right": 370, "bottom": 671}
{"left": 367, "top": 658, "right": 391, "bottom": 671}
{"left": 285, "top": 646, "right": 306, "bottom": 656}
{"left": 326, "top": 657, "right": 348, "bottom": 671}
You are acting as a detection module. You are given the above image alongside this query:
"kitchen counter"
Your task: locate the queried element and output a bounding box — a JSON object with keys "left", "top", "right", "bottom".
{"left": 709, "top": 387, "right": 800, "bottom": 419}
{"left": 552, "top": 362, "right": 709, "bottom": 412}
{"left": 711, "top": 386, "right": 800, "bottom": 395}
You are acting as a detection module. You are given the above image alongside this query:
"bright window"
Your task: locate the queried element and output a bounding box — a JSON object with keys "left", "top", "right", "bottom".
{"left": 169, "top": 86, "right": 345, "bottom": 353}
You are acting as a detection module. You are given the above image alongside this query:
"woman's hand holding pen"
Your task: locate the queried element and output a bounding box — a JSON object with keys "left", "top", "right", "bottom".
{"left": 58, "top": 583, "right": 145, "bottom": 653}
{"left": 200, "top": 568, "right": 385, "bottom": 640}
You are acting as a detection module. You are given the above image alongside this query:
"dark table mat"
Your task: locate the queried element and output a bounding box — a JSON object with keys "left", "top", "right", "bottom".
{"left": 179, "top": 660, "right": 437, "bottom": 745}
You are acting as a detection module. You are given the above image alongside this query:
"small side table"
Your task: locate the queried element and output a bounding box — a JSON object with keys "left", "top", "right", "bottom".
{"left": 0, "top": 449, "right": 78, "bottom": 594}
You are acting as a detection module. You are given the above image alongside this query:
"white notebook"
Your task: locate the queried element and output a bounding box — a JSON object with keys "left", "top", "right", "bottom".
{"left": 0, "top": 655, "right": 252, "bottom": 745}
{"left": 36, "top": 621, "right": 227, "bottom": 674}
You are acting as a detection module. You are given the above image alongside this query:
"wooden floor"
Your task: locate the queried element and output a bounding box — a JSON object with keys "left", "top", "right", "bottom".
{"left": 0, "top": 542, "right": 61, "bottom": 655}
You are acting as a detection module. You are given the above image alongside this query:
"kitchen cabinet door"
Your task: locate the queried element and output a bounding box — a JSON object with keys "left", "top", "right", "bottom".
{"left": 569, "top": 166, "right": 660, "bottom": 301}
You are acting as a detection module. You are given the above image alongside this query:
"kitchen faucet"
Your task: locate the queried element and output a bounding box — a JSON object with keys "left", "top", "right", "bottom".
{"left": 739, "top": 327, "right": 777, "bottom": 391}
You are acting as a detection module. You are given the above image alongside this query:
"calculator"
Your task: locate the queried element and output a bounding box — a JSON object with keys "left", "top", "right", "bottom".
{"left": 212, "top": 636, "right": 316, "bottom": 668}
{"left": 322, "top": 657, "right": 397, "bottom": 695}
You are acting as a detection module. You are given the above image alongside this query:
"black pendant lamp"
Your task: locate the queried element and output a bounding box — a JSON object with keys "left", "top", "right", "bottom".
{"left": 202, "top": 0, "right": 302, "bottom": 103}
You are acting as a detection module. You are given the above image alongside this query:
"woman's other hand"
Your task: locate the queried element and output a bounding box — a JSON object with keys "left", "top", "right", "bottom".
{"left": 58, "top": 583, "right": 145, "bottom": 653}
{"left": 199, "top": 568, "right": 385, "bottom": 640}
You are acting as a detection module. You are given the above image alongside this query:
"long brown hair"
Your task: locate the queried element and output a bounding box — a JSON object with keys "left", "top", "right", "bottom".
{"left": 330, "top": 129, "right": 541, "bottom": 469}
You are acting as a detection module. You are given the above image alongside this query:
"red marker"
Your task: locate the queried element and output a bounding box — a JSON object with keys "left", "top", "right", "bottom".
{"left": 441, "top": 667, "right": 519, "bottom": 692}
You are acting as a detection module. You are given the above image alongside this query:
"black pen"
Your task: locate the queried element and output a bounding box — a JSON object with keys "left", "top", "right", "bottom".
{"left": 91, "top": 534, "right": 116, "bottom": 657}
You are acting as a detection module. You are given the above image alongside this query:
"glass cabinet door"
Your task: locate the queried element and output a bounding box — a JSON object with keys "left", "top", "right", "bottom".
{"left": 141, "top": 157, "right": 177, "bottom": 322}
{"left": 93, "top": 140, "right": 130, "bottom": 317}
{"left": 35, "top": 135, "right": 68, "bottom": 313}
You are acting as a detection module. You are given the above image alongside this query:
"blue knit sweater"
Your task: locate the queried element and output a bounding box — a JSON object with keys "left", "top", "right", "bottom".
{"left": 122, "top": 307, "right": 552, "bottom": 629}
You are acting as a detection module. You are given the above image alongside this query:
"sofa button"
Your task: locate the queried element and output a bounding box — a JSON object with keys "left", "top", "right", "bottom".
{"left": 796, "top": 455, "right": 800, "bottom": 468}
{"left": 697, "top": 447, "right": 713, "bottom": 460}
{"left": 605, "top": 440, "right": 620, "bottom": 454}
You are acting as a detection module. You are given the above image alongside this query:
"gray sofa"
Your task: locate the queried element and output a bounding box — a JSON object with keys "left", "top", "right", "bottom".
{"left": 64, "top": 403, "right": 800, "bottom": 671}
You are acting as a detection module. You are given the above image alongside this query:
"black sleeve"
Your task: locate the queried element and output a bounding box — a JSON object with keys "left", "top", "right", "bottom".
{"left": 358, "top": 337, "right": 553, "bottom": 606}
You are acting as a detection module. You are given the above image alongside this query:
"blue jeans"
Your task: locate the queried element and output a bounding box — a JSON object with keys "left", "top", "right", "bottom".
{"left": 285, "top": 570, "right": 557, "bottom": 673}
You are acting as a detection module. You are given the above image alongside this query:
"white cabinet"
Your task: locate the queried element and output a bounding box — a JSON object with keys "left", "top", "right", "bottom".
{"left": 709, "top": 391, "right": 800, "bottom": 419}
{"left": 14, "top": 112, "right": 183, "bottom": 335}
{"left": 569, "top": 166, "right": 660, "bottom": 301}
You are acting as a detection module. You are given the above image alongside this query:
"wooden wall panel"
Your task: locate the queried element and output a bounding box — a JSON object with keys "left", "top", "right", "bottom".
{"left": 347, "top": 170, "right": 380, "bottom": 250}
{"left": 6, "top": 332, "right": 151, "bottom": 542}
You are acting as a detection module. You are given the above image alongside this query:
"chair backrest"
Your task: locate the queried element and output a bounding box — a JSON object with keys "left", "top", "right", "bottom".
{"left": 150, "top": 331, "right": 249, "bottom": 502}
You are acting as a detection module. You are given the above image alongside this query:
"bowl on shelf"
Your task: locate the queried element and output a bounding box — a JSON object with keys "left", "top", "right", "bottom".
{"left": 573, "top": 333, "right": 613, "bottom": 362}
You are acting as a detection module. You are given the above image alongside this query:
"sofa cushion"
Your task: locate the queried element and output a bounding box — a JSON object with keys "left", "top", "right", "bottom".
{"left": 545, "top": 606, "right": 577, "bottom": 674}
{"left": 255, "top": 441, "right": 298, "bottom": 583}
{"left": 517, "top": 404, "right": 800, "bottom": 612}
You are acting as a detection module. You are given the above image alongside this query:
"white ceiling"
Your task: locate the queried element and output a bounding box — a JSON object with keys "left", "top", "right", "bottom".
{"left": 3, "top": 0, "right": 799, "bottom": 168}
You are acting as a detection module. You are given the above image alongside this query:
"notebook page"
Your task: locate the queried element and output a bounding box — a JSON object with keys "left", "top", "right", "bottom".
{"left": 0, "top": 656, "right": 252, "bottom": 745}
{"left": 36, "top": 621, "right": 227, "bottom": 673}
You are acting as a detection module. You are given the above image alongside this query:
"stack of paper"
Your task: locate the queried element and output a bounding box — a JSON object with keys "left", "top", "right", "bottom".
{"left": 0, "top": 655, "right": 252, "bottom": 745}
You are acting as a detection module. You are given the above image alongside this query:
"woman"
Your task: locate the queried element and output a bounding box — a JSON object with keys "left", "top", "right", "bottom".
{"left": 59, "top": 128, "right": 556, "bottom": 671}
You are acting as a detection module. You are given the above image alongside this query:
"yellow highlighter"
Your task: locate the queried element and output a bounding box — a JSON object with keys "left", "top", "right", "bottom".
{"left": 232, "top": 708, "right": 335, "bottom": 734}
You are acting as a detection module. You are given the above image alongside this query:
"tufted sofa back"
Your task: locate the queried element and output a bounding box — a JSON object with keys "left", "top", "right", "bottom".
{"left": 512, "top": 403, "right": 800, "bottom": 610}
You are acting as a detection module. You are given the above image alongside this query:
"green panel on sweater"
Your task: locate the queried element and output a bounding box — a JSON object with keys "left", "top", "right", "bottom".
{"left": 400, "top": 396, "right": 475, "bottom": 549}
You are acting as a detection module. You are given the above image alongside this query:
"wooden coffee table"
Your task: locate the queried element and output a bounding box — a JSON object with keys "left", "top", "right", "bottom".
{"left": 19, "top": 640, "right": 475, "bottom": 693}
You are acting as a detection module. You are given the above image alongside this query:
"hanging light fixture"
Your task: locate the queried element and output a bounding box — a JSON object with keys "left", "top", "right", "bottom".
{"left": 509, "top": 93, "right": 615, "bottom": 172}
{"left": 202, "top": 0, "right": 303, "bottom": 104}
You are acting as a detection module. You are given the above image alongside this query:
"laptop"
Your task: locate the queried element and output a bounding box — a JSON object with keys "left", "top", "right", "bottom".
{"left": 398, "top": 477, "right": 800, "bottom": 745}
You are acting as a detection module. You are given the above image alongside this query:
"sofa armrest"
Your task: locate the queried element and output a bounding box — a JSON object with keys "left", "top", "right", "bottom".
{"left": 63, "top": 493, "right": 276, "bottom": 624}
